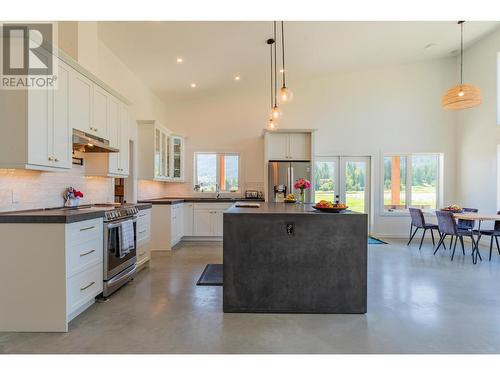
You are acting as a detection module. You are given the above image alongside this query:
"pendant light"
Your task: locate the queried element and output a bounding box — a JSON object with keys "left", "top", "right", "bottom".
{"left": 271, "top": 21, "right": 282, "bottom": 119}
{"left": 442, "top": 21, "right": 481, "bottom": 110}
{"left": 279, "top": 21, "right": 293, "bottom": 103}
{"left": 267, "top": 36, "right": 278, "bottom": 130}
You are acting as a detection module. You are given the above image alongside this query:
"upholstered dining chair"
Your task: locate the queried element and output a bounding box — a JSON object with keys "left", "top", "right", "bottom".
{"left": 477, "top": 210, "right": 500, "bottom": 261}
{"left": 407, "top": 208, "right": 440, "bottom": 249}
{"left": 434, "top": 210, "right": 477, "bottom": 261}
{"left": 447, "top": 207, "right": 478, "bottom": 249}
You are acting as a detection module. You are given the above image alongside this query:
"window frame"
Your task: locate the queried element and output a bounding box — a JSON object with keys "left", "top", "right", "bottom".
{"left": 193, "top": 152, "right": 241, "bottom": 194}
{"left": 381, "top": 153, "right": 443, "bottom": 216}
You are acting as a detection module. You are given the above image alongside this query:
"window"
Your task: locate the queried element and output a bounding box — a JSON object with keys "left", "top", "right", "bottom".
{"left": 194, "top": 153, "right": 240, "bottom": 193}
{"left": 383, "top": 154, "right": 440, "bottom": 212}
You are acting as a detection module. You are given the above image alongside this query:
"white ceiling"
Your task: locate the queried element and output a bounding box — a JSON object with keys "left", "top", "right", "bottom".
{"left": 98, "top": 21, "right": 500, "bottom": 102}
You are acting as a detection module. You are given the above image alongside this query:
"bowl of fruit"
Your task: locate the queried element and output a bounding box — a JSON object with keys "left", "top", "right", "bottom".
{"left": 284, "top": 194, "right": 296, "bottom": 203}
{"left": 313, "top": 200, "right": 349, "bottom": 213}
{"left": 441, "top": 204, "right": 463, "bottom": 213}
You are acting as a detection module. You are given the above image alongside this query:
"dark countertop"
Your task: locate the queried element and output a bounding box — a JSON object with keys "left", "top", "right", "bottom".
{"left": 0, "top": 202, "right": 153, "bottom": 224}
{"left": 226, "top": 202, "right": 365, "bottom": 215}
{"left": 138, "top": 197, "right": 265, "bottom": 205}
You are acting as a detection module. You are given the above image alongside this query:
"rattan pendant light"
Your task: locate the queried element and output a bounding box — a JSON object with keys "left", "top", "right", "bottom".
{"left": 442, "top": 21, "right": 481, "bottom": 110}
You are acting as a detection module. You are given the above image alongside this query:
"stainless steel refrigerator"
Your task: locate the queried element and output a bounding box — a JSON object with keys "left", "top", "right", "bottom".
{"left": 268, "top": 161, "right": 312, "bottom": 203}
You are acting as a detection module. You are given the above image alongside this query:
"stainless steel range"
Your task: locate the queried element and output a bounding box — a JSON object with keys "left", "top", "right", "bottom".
{"left": 98, "top": 204, "right": 139, "bottom": 297}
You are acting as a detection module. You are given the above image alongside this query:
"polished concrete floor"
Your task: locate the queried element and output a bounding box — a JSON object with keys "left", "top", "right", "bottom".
{"left": 1, "top": 238, "right": 500, "bottom": 354}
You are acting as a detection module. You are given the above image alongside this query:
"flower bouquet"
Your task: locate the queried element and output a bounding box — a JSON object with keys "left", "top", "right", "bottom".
{"left": 294, "top": 178, "right": 311, "bottom": 204}
{"left": 63, "top": 187, "right": 84, "bottom": 207}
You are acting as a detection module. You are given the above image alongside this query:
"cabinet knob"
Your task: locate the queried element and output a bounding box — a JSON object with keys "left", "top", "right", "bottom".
{"left": 54, "top": 157, "right": 59, "bottom": 162}
{"left": 48, "top": 156, "right": 54, "bottom": 161}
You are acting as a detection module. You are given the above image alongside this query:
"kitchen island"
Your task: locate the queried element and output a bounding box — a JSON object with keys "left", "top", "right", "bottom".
{"left": 223, "top": 203, "right": 367, "bottom": 314}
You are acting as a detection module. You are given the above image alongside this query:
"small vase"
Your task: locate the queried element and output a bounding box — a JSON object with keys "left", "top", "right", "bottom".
{"left": 299, "top": 189, "right": 305, "bottom": 204}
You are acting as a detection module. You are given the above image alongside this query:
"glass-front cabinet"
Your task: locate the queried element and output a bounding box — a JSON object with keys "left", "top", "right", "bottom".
{"left": 137, "top": 120, "right": 185, "bottom": 182}
{"left": 171, "top": 135, "right": 184, "bottom": 181}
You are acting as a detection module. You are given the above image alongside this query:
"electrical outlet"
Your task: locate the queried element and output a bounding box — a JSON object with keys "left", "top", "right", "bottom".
{"left": 286, "top": 223, "right": 294, "bottom": 236}
{"left": 11, "top": 189, "right": 20, "bottom": 203}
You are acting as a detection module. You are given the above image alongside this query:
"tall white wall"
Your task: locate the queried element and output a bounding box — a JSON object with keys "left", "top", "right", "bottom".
{"left": 166, "top": 59, "right": 458, "bottom": 236}
{"left": 455, "top": 28, "right": 500, "bottom": 216}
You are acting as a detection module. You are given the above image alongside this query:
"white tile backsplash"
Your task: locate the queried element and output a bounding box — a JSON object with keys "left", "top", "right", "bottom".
{"left": 0, "top": 165, "right": 114, "bottom": 212}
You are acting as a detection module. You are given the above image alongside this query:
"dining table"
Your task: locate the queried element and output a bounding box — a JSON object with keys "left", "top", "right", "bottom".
{"left": 452, "top": 212, "right": 500, "bottom": 264}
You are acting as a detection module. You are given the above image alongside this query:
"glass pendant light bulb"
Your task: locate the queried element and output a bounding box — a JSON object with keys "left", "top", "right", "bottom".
{"left": 458, "top": 90, "right": 465, "bottom": 97}
{"left": 268, "top": 118, "right": 277, "bottom": 130}
{"left": 272, "top": 105, "right": 282, "bottom": 119}
{"left": 280, "top": 86, "right": 294, "bottom": 103}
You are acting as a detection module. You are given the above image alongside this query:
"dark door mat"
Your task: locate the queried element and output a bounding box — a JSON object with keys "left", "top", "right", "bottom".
{"left": 368, "top": 236, "right": 388, "bottom": 245}
{"left": 196, "top": 264, "right": 223, "bottom": 286}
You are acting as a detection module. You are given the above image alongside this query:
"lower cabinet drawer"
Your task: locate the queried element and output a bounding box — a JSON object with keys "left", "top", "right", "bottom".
{"left": 66, "top": 236, "right": 103, "bottom": 278}
{"left": 67, "top": 263, "right": 103, "bottom": 316}
{"left": 137, "top": 225, "right": 150, "bottom": 242}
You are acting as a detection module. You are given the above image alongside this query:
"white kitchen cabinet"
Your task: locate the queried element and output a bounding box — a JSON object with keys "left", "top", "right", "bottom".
{"left": 69, "top": 69, "right": 93, "bottom": 134}
{"left": 0, "top": 58, "right": 72, "bottom": 171}
{"left": 0, "top": 217, "right": 103, "bottom": 332}
{"left": 171, "top": 204, "right": 184, "bottom": 246}
{"left": 266, "top": 132, "right": 311, "bottom": 161}
{"left": 137, "top": 208, "right": 152, "bottom": 270}
{"left": 85, "top": 101, "right": 130, "bottom": 177}
{"left": 92, "top": 85, "right": 109, "bottom": 139}
{"left": 171, "top": 135, "right": 185, "bottom": 181}
{"left": 193, "top": 203, "right": 232, "bottom": 237}
{"left": 137, "top": 120, "right": 186, "bottom": 182}
{"left": 183, "top": 203, "right": 194, "bottom": 236}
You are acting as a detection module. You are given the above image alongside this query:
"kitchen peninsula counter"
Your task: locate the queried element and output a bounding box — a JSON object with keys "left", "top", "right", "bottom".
{"left": 223, "top": 203, "right": 367, "bottom": 314}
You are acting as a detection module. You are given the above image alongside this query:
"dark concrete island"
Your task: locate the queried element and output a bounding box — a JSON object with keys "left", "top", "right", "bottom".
{"left": 223, "top": 203, "right": 367, "bottom": 314}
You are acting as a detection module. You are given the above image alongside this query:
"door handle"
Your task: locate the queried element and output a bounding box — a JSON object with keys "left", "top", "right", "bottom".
{"left": 80, "top": 249, "right": 95, "bottom": 257}
{"left": 80, "top": 281, "right": 95, "bottom": 292}
{"left": 79, "top": 225, "right": 95, "bottom": 231}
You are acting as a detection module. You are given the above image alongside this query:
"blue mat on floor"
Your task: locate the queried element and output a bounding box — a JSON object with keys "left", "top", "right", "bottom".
{"left": 368, "top": 236, "right": 387, "bottom": 245}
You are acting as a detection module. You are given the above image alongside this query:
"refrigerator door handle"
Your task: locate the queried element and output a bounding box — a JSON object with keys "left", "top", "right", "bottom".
{"left": 290, "top": 167, "right": 294, "bottom": 193}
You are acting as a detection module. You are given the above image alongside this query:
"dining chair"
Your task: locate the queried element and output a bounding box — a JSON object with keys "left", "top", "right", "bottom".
{"left": 477, "top": 210, "right": 500, "bottom": 261}
{"left": 407, "top": 208, "right": 440, "bottom": 249}
{"left": 448, "top": 207, "right": 478, "bottom": 249}
{"left": 434, "top": 210, "right": 477, "bottom": 261}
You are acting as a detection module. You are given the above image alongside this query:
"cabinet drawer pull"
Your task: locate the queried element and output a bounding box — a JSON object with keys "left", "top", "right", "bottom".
{"left": 79, "top": 225, "right": 95, "bottom": 231}
{"left": 80, "top": 249, "right": 96, "bottom": 257}
{"left": 139, "top": 230, "right": 147, "bottom": 234}
{"left": 80, "top": 281, "right": 95, "bottom": 291}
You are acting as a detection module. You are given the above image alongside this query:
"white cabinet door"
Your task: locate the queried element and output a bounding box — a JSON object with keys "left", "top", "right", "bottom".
{"left": 267, "top": 133, "right": 289, "bottom": 160}
{"left": 183, "top": 203, "right": 194, "bottom": 236}
{"left": 119, "top": 104, "right": 129, "bottom": 176}
{"left": 171, "top": 136, "right": 184, "bottom": 180}
{"left": 69, "top": 71, "right": 93, "bottom": 134}
{"left": 27, "top": 84, "right": 53, "bottom": 168}
{"left": 194, "top": 209, "right": 213, "bottom": 236}
{"left": 288, "top": 133, "right": 310, "bottom": 160}
{"left": 176, "top": 206, "right": 184, "bottom": 239}
{"left": 212, "top": 210, "right": 224, "bottom": 237}
{"left": 92, "top": 85, "right": 109, "bottom": 139}
{"left": 107, "top": 96, "right": 120, "bottom": 175}
{"left": 52, "top": 60, "right": 72, "bottom": 170}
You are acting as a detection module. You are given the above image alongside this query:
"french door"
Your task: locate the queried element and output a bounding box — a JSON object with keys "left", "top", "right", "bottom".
{"left": 314, "top": 156, "right": 371, "bottom": 215}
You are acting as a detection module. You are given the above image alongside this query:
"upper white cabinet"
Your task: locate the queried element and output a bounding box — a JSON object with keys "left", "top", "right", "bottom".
{"left": 91, "top": 85, "right": 109, "bottom": 139}
{"left": 69, "top": 71, "right": 93, "bottom": 134}
{"left": 137, "top": 120, "right": 185, "bottom": 182}
{"left": 0, "top": 58, "right": 72, "bottom": 171}
{"left": 266, "top": 132, "right": 311, "bottom": 161}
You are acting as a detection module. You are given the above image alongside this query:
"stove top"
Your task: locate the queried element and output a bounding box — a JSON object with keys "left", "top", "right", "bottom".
{"left": 57, "top": 203, "right": 139, "bottom": 222}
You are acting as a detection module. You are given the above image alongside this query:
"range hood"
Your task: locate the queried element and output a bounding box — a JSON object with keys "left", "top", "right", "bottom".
{"left": 72, "top": 129, "right": 119, "bottom": 153}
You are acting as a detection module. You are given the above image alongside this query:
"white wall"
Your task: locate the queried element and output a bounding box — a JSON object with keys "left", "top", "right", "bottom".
{"left": 165, "top": 59, "right": 458, "bottom": 236}
{"left": 455, "top": 28, "right": 500, "bottom": 218}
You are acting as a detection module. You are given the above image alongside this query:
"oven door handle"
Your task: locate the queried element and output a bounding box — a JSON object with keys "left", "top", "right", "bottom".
{"left": 106, "top": 264, "right": 137, "bottom": 287}
{"left": 107, "top": 217, "right": 137, "bottom": 229}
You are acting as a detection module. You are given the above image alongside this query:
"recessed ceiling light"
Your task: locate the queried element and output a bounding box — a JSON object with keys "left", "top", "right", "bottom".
{"left": 176, "top": 57, "right": 183, "bottom": 63}
{"left": 234, "top": 76, "right": 241, "bottom": 81}
{"left": 424, "top": 43, "right": 436, "bottom": 49}
{"left": 190, "top": 83, "right": 197, "bottom": 88}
